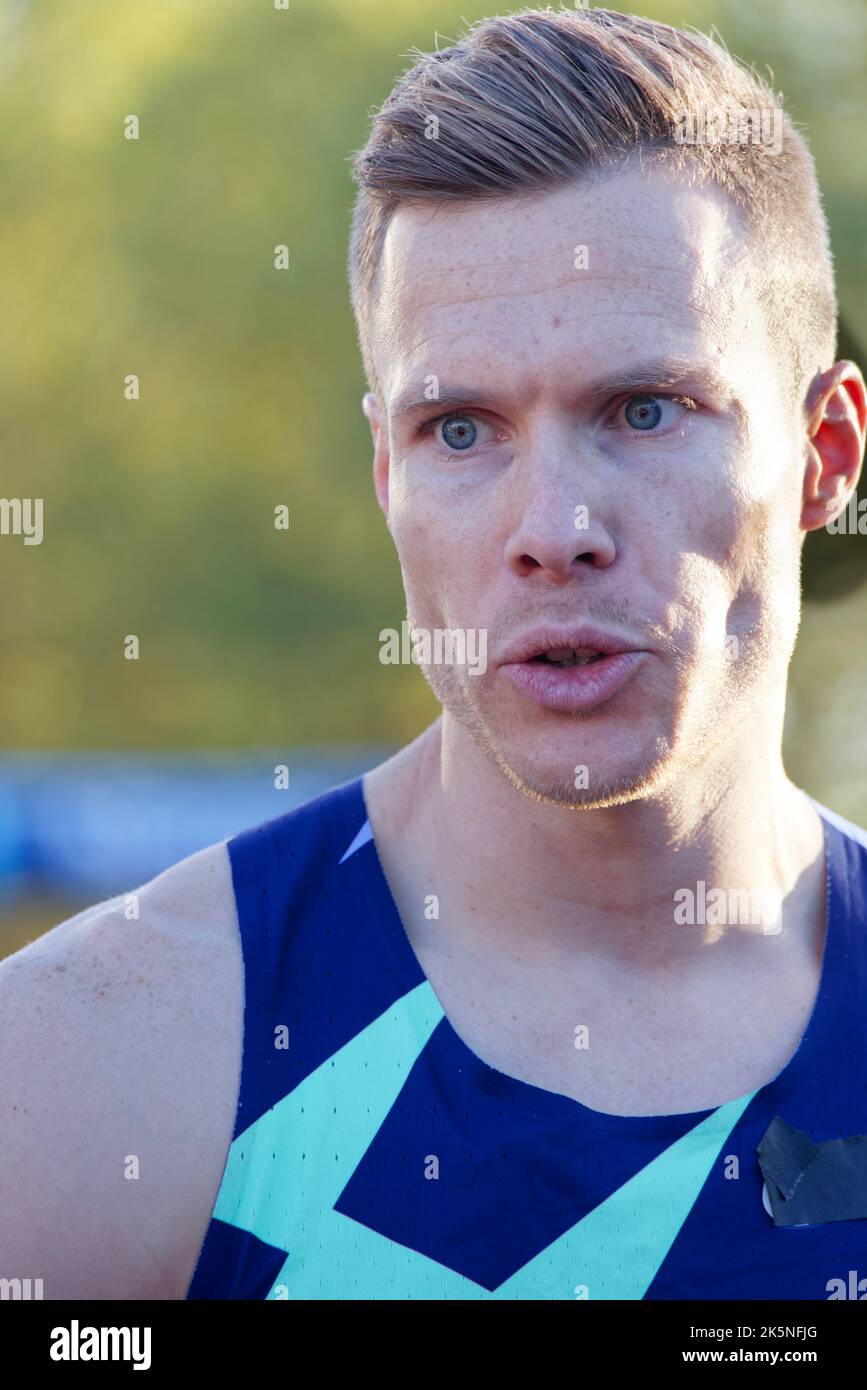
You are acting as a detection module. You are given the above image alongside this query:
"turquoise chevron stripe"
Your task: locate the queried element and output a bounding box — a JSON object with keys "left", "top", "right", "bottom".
{"left": 498, "top": 1092, "right": 755, "bottom": 1299}
{"left": 265, "top": 1090, "right": 754, "bottom": 1300}
{"left": 213, "top": 981, "right": 445, "bottom": 1247}
{"left": 212, "top": 979, "right": 756, "bottom": 1299}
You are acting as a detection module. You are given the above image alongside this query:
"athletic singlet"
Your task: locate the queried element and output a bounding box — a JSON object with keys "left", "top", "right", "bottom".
{"left": 186, "top": 775, "right": 867, "bottom": 1300}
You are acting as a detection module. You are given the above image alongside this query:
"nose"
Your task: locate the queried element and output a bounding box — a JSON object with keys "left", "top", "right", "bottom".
{"left": 502, "top": 430, "right": 617, "bottom": 581}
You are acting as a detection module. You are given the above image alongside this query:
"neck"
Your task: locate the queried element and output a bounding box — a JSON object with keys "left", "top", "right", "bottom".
{"left": 398, "top": 710, "right": 825, "bottom": 967}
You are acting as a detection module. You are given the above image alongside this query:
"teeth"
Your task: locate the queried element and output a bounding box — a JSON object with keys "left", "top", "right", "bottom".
{"left": 544, "top": 648, "right": 603, "bottom": 667}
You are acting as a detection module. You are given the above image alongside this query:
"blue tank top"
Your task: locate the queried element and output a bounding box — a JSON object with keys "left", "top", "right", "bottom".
{"left": 186, "top": 775, "right": 867, "bottom": 1299}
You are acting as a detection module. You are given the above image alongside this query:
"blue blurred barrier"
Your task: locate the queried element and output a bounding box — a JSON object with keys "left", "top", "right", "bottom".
{"left": 0, "top": 750, "right": 389, "bottom": 902}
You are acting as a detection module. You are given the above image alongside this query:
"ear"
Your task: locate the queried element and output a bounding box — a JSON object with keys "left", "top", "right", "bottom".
{"left": 362, "top": 392, "right": 390, "bottom": 518}
{"left": 801, "top": 360, "right": 867, "bottom": 532}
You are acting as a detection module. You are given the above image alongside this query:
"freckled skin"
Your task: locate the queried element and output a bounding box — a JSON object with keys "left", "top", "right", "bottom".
{"left": 367, "top": 161, "right": 821, "bottom": 808}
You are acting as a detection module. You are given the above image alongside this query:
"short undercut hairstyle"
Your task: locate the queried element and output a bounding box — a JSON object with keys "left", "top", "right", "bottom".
{"left": 348, "top": 5, "right": 837, "bottom": 410}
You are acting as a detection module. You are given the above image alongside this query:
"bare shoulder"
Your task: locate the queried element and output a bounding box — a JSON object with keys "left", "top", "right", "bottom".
{"left": 0, "top": 839, "right": 243, "bottom": 1300}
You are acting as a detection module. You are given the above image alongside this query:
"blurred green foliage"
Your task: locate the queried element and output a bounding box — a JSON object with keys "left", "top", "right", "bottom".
{"left": 0, "top": 0, "right": 863, "bottom": 815}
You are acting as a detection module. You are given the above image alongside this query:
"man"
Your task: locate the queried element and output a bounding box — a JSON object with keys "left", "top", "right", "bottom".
{"left": 2, "top": 6, "right": 866, "bottom": 1301}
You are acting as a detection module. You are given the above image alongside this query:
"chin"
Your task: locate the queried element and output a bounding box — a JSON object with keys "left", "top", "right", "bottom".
{"left": 500, "top": 761, "right": 666, "bottom": 810}
{"left": 473, "top": 711, "right": 673, "bottom": 810}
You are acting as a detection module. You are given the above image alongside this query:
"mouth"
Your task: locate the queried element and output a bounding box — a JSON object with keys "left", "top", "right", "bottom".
{"left": 528, "top": 647, "right": 608, "bottom": 668}
{"left": 499, "top": 634, "right": 646, "bottom": 712}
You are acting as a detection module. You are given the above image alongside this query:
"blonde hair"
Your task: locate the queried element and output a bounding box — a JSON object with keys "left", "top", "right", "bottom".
{"left": 348, "top": 5, "right": 836, "bottom": 404}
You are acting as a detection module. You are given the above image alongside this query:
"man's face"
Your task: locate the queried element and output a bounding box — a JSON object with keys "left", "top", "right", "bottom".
{"left": 367, "top": 161, "right": 808, "bottom": 806}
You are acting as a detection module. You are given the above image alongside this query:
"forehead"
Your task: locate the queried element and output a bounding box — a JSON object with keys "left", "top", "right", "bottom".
{"left": 373, "top": 161, "right": 766, "bottom": 407}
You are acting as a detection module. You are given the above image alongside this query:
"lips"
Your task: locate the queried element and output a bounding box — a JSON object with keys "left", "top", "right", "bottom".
{"left": 499, "top": 625, "right": 646, "bottom": 712}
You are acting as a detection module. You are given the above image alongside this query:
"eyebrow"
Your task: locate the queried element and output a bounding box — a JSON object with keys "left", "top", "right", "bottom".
{"left": 388, "top": 356, "right": 739, "bottom": 422}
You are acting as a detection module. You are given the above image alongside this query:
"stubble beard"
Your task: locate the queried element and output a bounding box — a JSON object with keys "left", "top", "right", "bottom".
{"left": 422, "top": 657, "right": 677, "bottom": 810}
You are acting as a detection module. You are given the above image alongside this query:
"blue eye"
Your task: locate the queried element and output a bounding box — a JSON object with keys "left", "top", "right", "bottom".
{"left": 440, "top": 416, "right": 478, "bottom": 450}
{"left": 624, "top": 395, "right": 663, "bottom": 430}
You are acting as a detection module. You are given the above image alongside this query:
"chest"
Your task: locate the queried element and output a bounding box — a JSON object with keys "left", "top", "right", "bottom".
{"left": 404, "top": 924, "right": 818, "bottom": 1117}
